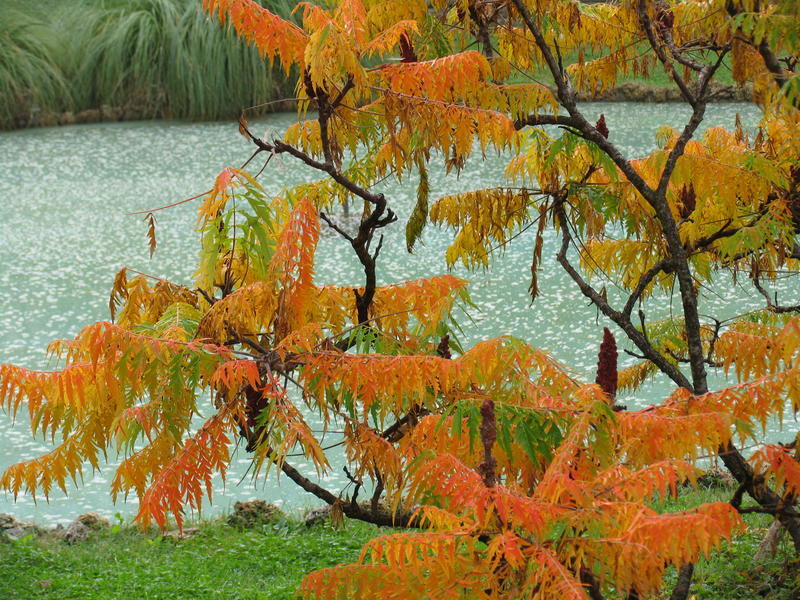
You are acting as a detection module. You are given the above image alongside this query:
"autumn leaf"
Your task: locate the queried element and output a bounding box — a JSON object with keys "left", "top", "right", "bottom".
{"left": 144, "top": 212, "right": 157, "bottom": 258}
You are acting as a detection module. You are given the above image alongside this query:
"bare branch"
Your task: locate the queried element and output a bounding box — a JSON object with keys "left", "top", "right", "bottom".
{"left": 637, "top": 0, "right": 696, "bottom": 105}
{"left": 272, "top": 139, "right": 385, "bottom": 205}
{"left": 553, "top": 197, "right": 693, "bottom": 389}
{"left": 623, "top": 259, "right": 670, "bottom": 318}
{"left": 514, "top": 114, "right": 582, "bottom": 129}
{"left": 510, "top": 0, "right": 572, "bottom": 102}
{"left": 320, "top": 211, "right": 355, "bottom": 243}
{"left": 757, "top": 37, "right": 791, "bottom": 88}
{"left": 278, "top": 452, "right": 413, "bottom": 527}
{"left": 752, "top": 271, "right": 800, "bottom": 313}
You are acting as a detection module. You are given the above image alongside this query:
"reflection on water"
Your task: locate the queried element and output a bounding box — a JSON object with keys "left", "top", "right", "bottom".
{"left": 1, "top": 103, "right": 794, "bottom": 524}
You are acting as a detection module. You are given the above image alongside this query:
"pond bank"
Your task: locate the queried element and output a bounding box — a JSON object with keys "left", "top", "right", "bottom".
{"left": 0, "top": 485, "right": 794, "bottom": 600}
{"left": 11, "top": 99, "right": 300, "bottom": 130}
{"left": 8, "top": 82, "right": 752, "bottom": 131}
{"left": 0, "top": 500, "right": 332, "bottom": 544}
{"left": 576, "top": 80, "right": 752, "bottom": 103}
{"left": 0, "top": 513, "right": 383, "bottom": 600}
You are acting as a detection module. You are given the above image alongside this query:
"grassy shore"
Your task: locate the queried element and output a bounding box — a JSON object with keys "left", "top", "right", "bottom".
{"left": 1, "top": 514, "right": 383, "bottom": 600}
{"left": 0, "top": 485, "right": 796, "bottom": 600}
{"left": 1, "top": 0, "right": 750, "bottom": 130}
{"left": 653, "top": 487, "right": 797, "bottom": 599}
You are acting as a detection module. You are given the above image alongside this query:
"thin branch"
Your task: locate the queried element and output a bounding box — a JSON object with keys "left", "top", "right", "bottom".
{"left": 241, "top": 96, "right": 302, "bottom": 115}
{"left": 319, "top": 211, "right": 355, "bottom": 243}
{"left": 553, "top": 196, "right": 693, "bottom": 389}
{"left": 662, "top": 28, "right": 706, "bottom": 72}
{"left": 512, "top": 0, "right": 658, "bottom": 202}
{"left": 196, "top": 287, "right": 216, "bottom": 306}
{"left": 272, "top": 139, "right": 385, "bottom": 205}
{"left": 655, "top": 102, "right": 706, "bottom": 198}
{"left": 752, "top": 271, "right": 800, "bottom": 313}
{"left": 637, "top": 0, "right": 696, "bottom": 104}
{"left": 266, "top": 446, "right": 414, "bottom": 527}
{"left": 726, "top": 9, "right": 790, "bottom": 89}
{"left": 686, "top": 218, "right": 735, "bottom": 252}
{"left": 510, "top": 0, "right": 571, "bottom": 101}
{"left": 705, "top": 318, "right": 722, "bottom": 364}
{"left": 623, "top": 259, "right": 670, "bottom": 318}
{"left": 127, "top": 189, "right": 211, "bottom": 215}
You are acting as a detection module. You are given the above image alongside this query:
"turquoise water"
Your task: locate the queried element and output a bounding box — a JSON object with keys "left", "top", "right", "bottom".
{"left": 1, "top": 102, "right": 794, "bottom": 525}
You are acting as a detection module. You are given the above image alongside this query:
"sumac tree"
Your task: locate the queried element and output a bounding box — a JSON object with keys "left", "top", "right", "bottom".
{"left": 2, "top": 0, "right": 800, "bottom": 599}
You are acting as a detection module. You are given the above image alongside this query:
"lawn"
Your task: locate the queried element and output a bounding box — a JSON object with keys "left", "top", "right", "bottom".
{"left": 1, "top": 484, "right": 796, "bottom": 600}
{"left": 0, "top": 516, "right": 382, "bottom": 600}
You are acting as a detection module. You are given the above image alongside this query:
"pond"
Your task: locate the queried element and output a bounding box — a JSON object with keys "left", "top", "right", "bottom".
{"left": 0, "top": 102, "right": 793, "bottom": 525}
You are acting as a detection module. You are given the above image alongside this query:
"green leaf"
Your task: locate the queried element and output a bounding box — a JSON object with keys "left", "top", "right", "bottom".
{"left": 405, "top": 161, "right": 429, "bottom": 252}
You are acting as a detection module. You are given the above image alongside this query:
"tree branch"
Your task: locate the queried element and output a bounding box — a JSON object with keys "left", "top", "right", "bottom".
{"left": 752, "top": 270, "right": 800, "bottom": 313}
{"left": 661, "top": 29, "right": 706, "bottom": 73}
{"left": 623, "top": 259, "right": 670, "bottom": 318}
{"left": 686, "top": 219, "right": 735, "bottom": 252}
{"left": 637, "top": 0, "right": 696, "bottom": 105}
{"left": 511, "top": 1, "right": 658, "bottom": 201}
{"left": 319, "top": 211, "right": 355, "bottom": 243}
{"left": 468, "top": 1, "right": 494, "bottom": 60}
{"left": 553, "top": 197, "right": 693, "bottom": 389}
{"left": 670, "top": 563, "right": 695, "bottom": 600}
{"left": 239, "top": 81, "right": 398, "bottom": 327}
{"left": 514, "top": 0, "right": 800, "bottom": 559}
{"left": 514, "top": 114, "right": 582, "bottom": 129}
{"left": 272, "top": 139, "right": 385, "bottom": 205}
{"left": 757, "top": 37, "right": 790, "bottom": 88}
{"left": 579, "top": 568, "right": 607, "bottom": 600}
{"left": 278, "top": 454, "right": 413, "bottom": 526}
{"left": 726, "top": 4, "right": 791, "bottom": 91}
{"left": 510, "top": 0, "right": 571, "bottom": 102}
{"left": 722, "top": 443, "right": 800, "bottom": 551}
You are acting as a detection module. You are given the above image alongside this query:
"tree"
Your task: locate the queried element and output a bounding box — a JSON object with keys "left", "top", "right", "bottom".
{"left": 1, "top": 0, "right": 799, "bottom": 598}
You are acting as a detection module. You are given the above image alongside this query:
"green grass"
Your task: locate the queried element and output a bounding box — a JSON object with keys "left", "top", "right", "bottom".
{"left": 0, "top": 485, "right": 796, "bottom": 600}
{"left": 0, "top": 516, "right": 384, "bottom": 600}
{"left": 60, "top": 0, "right": 299, "bottom": 121}
{"left": 654, "top": 485, "right": 798, "bottom": 600}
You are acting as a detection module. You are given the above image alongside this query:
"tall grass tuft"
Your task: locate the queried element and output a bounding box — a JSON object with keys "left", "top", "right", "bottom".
{"left": 0, "top": 1, "right": 74, "bottom": 128}
{"left": 0, "top": 0, "right": 300, "bottom": 128}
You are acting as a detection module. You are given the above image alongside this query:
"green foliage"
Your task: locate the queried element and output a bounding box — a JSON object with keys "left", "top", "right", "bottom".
{"left": 0, "top": 0, "right": 74, "bottom": 128}
{"left": 0, "top": 0, "right": 299, "bottom": 127}
{"left": 655, "top": 488, "right": 798, "bottom": 600}
{"left": 405, "top": 161, "right": 429, "bottom": 252}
